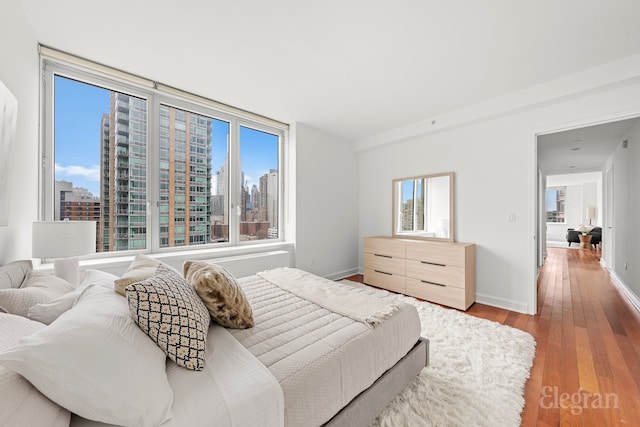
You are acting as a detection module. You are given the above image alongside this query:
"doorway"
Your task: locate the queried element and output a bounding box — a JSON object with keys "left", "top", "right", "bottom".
{"left": 535, "top": 116, "right": 639, "bottom": 312}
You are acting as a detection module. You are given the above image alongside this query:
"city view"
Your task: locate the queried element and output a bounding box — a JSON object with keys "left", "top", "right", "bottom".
{"left": 54, "top": 76, "right": 279, "bottom": 252}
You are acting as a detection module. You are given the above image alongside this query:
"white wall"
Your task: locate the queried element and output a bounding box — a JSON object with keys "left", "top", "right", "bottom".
{"left": 358, "top": 67, "right": 640, "bottom": 314}
{"left": 295, "top": 123, "right": 359, "bottom": 279}
{"left": 0, "top": 2, "right": 38, "bottom": 264}
{"left": 545, "top": 172, "right": 602, "bottom": 241}
{"left": 605, "top": 121, "right": 640, "bottom": 304}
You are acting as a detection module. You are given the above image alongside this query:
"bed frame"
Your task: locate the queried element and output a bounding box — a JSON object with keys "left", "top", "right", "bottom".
{"left": 325, "top": 337, "right": 429, "bottom": 427}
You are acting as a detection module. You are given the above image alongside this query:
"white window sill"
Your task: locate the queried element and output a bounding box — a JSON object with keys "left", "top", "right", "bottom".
{"left": 35, "top": 241, "right": 295, "bottom": 277}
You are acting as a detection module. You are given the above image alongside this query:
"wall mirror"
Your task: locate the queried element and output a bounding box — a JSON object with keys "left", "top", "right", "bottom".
{"left": 392, "top": 172, "right": 454, "bottom": 242}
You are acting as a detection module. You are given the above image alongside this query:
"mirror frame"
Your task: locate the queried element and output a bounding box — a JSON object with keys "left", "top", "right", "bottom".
{"left": 391, "top": 172, "right": 454, "bottom": 242}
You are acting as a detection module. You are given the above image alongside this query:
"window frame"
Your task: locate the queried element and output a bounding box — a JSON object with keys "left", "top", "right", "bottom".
{"left": 40, "top": 53, "right": 288, "bottom": 260}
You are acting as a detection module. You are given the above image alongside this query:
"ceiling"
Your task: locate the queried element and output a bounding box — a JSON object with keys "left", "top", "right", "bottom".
{"left": 537, "top": 117, "right": 638, "bottom": 176}
{"left": 17, "top": 0, "right": 640, "bottom": 142}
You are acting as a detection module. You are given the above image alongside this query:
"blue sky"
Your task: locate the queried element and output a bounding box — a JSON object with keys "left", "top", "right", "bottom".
{"left": 54, "top": 76, "right": 107, "bottom": 195}
{"left": 54, "top": 75, "right": 278, "bottom": 197}
{"left": 401, "top": 179, "right": 423, "bottom": 203}
{"left": 545, "top": 189, "right": 556, "bottom": 211}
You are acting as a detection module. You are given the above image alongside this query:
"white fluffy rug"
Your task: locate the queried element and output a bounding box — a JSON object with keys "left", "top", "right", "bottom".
{"left": 340, "top": 281, "right": 536, "bottom": 427}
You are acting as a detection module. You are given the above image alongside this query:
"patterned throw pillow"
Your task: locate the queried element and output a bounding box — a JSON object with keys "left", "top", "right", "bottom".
{"left": 125, "top": 265, "right": 210, "bottom": 370}
{"left": 183, "top": 261, "right": 254, "bottom": 329}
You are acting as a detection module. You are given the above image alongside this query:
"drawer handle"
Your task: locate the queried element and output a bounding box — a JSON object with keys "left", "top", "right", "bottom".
{"left": 374, "top": 254, "right": 392, "bottom": 258}
{"left": 374, "top": 270, "right": 392, "bottom": 276}
{"left": 420, "top": 261, "right": 446, "bottom": 267}
{"left": 421, "top": 280, "right": 446, "bottom": 287}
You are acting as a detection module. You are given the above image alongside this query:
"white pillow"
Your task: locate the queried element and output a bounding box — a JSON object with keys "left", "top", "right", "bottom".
{"left": 115, "top": 253, "right": 179, "bottom": 296}
{"left": 27, "top": 284, "right": 94, "bottom": 325}
{"left": 0, "top": 270, "right": 75, "bottom": 317}
{"left": 81, "top": 269, "right": 119, "bottom": 288}
{"left": 0, "top": 313, "right": 70, "bottom": 427}
{"left": 27, "top": 270, "right": 120, "bottom": 325}
{"left": 0, "top": 285, "right": 173, "bottom": 427}
{"left": 21, "top": 269, "right": 76, "bottom": 292}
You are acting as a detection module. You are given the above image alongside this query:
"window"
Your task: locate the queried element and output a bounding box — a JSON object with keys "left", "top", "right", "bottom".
{"left": 398, "top": 178, "right": 425, "bottom": 232}
{"left": 43, "top": 52, "right": 286, "bottom": 256}
{"left": 546, "top": 186, "right": 566, "bottom": 223}
{"left": 394, "top": 176, "right": 450, "bottom": 236}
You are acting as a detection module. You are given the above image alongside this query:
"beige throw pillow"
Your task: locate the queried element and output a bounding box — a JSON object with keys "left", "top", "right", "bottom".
{"left": 183, "top": 261, "right": 254, "bottom": 329}
{"left": 125, "top": 265, "right": 210, "bottom": 371}
{"left": 115, "top": 253, "right": 179, "bottom": 296}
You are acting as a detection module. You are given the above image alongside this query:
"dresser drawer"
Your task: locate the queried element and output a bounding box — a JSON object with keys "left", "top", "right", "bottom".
{"left": 405, "top": 259, "right": 465, "bottom": 288}
{"left": 364, "top": 268, "right": 406, "bottom": 294}
{"left": 364, "top": 252, "right": 405, "bottom": 276}
{"left": 364, "top": 237, "right": 405, "bottom": 258}
{"left": 405, "top": 240, "right": 467, "bottom": 268}
{"left": 405, "top": 277, "right": 466, "bottom": 310}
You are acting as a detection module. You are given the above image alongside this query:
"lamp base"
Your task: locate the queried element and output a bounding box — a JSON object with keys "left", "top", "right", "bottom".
{"left": 54, "top": 257, "right": 80, "bottom": 286}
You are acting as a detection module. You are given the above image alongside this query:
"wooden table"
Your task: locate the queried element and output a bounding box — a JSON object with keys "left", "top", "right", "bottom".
{"left": 579, "top": 234, "right": 593, "bottom": 249}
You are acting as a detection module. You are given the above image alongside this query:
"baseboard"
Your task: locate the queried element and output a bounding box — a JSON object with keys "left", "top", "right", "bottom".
{"left": 610, "top": 271, "right": 640, "bottom": 313}
{"left": 475, "top": 293, "right": 530, "bottom": 314}
{"left": 326, "top": 267, "right": 361, "bottom": 281}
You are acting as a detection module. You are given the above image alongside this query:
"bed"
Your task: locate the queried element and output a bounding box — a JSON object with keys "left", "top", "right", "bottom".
{"left": 0, "top": 259, "right": 428, "bottom": 427}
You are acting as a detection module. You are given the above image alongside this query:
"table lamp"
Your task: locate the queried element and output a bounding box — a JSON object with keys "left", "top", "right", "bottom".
{"left": 32, "top": 220, "right": 96, "bottom": 286}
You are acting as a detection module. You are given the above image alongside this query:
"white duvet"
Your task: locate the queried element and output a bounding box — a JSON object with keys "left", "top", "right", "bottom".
{"left": 70, "top": 325, "right": 284, "bottom": 427}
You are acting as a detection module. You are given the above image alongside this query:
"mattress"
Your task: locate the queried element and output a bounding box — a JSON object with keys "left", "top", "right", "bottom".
{"left": 228, "top": 274, "right": 421, "bottom": 427}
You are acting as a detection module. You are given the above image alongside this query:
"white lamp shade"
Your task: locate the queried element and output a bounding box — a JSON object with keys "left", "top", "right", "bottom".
{"left": 586, "top": 206, "right": 596, "bottom": 220}
{"left": 32, "top": 221, "right": 96, "bottom": 258}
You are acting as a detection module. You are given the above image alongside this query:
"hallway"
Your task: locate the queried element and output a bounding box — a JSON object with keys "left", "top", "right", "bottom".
{"left": 467, "top": 247, "right": 640, "bottom": 426}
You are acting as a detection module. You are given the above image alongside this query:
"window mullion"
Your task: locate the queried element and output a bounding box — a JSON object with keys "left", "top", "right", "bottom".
{"left": 228, "top": 120, "right": 240, "bottom": 246}
{"left": 41, "top": 63, "right": 55, "bottom": 221}
{"left": 148, "top": 97, "right": 160, "bottom": 253}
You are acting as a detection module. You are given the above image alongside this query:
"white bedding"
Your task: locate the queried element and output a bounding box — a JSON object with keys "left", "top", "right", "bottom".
{"left": 230, "top": 274, "right": 421, "bottom": 427}
{"left": 70, "top": 324, "right": 284, "bottom": 427}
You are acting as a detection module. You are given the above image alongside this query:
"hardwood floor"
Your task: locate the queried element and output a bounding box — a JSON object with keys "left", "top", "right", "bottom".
{"left": 347, "top": 246, "right": 640, "bottom": 426}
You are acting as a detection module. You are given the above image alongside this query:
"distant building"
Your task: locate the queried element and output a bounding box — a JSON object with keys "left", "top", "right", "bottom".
{"left": 260, "top": 169, "right": 278, "bottom": 229}
{"left": 55, "top": 180, "right": 100, "bottom": 252}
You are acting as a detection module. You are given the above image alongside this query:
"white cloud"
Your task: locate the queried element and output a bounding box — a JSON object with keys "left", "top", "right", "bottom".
{"left": 55, "top": 163, "right": 100, "bottom": 181}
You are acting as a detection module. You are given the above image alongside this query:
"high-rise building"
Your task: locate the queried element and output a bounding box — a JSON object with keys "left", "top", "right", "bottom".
{"left": 100, "top": 100, "right": 214, "bottom": 251}
{"left": 99, "top": 113, "right": 110, "bottom": 252}
{"left": 100, "top": 93, "right": 148, "bottom": 252}
{"left": 158, "top": 105, "right": 212, "bottom": 247}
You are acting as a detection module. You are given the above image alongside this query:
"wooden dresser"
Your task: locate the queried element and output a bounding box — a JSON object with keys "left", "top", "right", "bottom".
{"left": 364, "top": 236, "right": 476, "bottom": 310}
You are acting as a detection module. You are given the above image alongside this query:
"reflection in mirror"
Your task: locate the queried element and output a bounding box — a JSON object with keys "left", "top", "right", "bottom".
{"left": 392, "top": 172, "right": 454, "bottom": 241}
